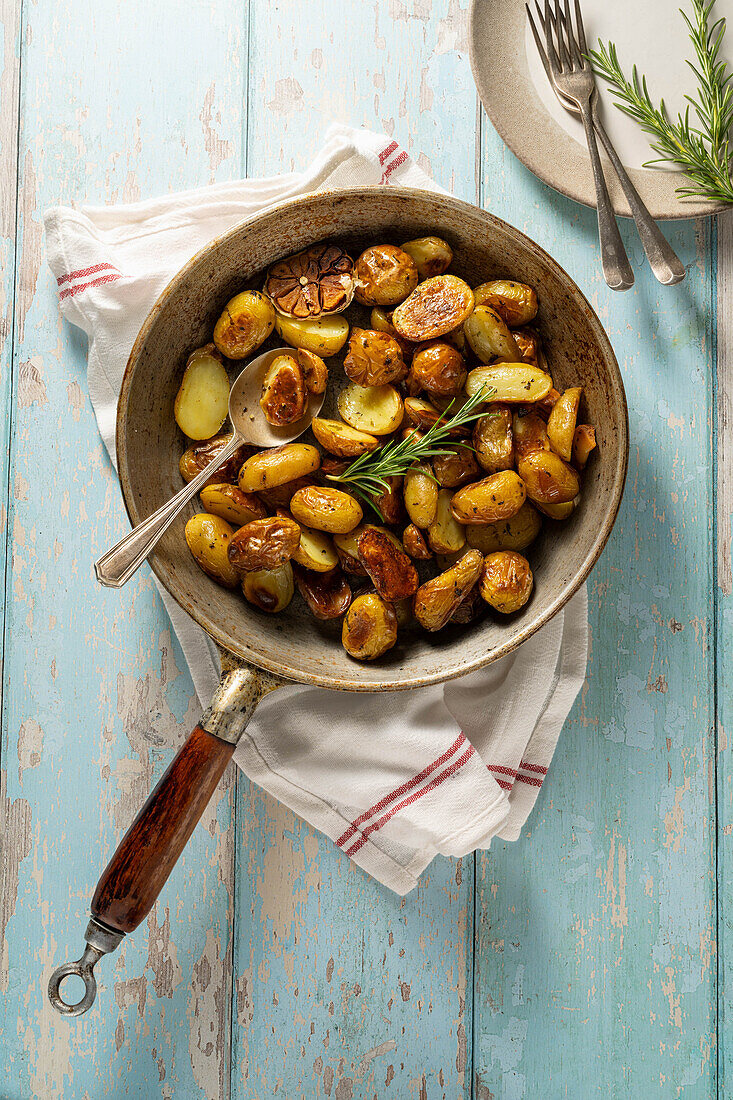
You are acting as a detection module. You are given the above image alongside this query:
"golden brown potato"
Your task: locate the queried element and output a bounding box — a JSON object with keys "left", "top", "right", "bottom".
{"left": 213, "top": 290, "right": 275, "bottom": 359}
{"left": 278, "top": 510, "right": 339, "bottom": 572}
{"left": 344, "top": 328, "right": 407, "bottom": 386}
{"left": 413, "top": 549, "right": 484, "bottom": 631}
{"left": 464, "top": 305, "right": 522, "bottom": 364}
{"left": 311, "top": 417, "right": 380, "bottom": 458}
{"left": 179, "top": 433, "right": 250, "bottom": 486}
{"left": 473, "top": 405, "right": 514, "bottom": 473}
{"left": 432, "top": 446, "right": 481, "bottom": 488}
{"left": 259, "top": 354, "right": 307, "bottom": 426}
{"left": 513, "top": 327, "right": 541, "bottom": 366}
{"left": 404, "top": 463, "right": 438, "bottom": 528}
{"left": 174, "top": 345, "right": 230, "bottom": 440}
{"left": 450, "top": 470, "right": 526, "bottom": 525}
{"left": 185, "top": 513, "right": 240, "bottom": 589}
{"left": 337, "top": 382, "right": 404, "bottom": 435}
{"left": 227, "top": 516, "right": 301, "bottom": 573}
{"left": 367, "top": 476, "right": 404, "bottom": 526}
{"left": 274, "top": 311, "right": 350, "bottom": 357}
{"left": 479, "top": 551, "right": 533, "bottom": 614}
{"left": 402, "top": 397, "right": 443, "bottom": 432}
{"left": 238, "top": 444, "right": 321, "bottom": 492}
{"left": 450, "top": 583, "right": 485, "bottom": 625}
{"left": 342, "top": 594, "right": 398, "bottom": 661}
{"left": 354, "top": 245, "right": 419, "bottom": 307}
{"left": 392, "top": 275, "right": 475, "bottom": 342}
{"left": 534, "top": 387, "right": 561, "bottom": 420}
{"left": 465, "top": 363, "right": 553, "bottom": 404}
{"left": 513, "top": 410, "right": 551, "bottom": 458}
{"left": 242, "top": 562, "right": 294, "bottom": 613}
{"left": 402, "top": 523, "right": 432, "bottom": 560}
{"left": 429, "top": 488, "right": 466, "bottom": 553}
{"left": 293, "top": 564, "right": 352, "bottom": 620}
{"left": 257, "top": 474, "right": 316, "bottom": 510}
{"left": 410, "top": 342, "right": 467, "bottom": 397}
{"left": 357, "top": 527, "right": 419, "bottom": 601}
{"left": 547, "top": 387, "right": 582, "bottom": 462}
{"left": 290, "top": 485, "right": 363, "bottom": 534}
{"left": 296, "top": 348, "right": 328, "bottom": 395}
{"left": 466, "top": 501, "right": 542, "bottom": 554}
{"left": 517, "top": 450, "right": 580, "bottom": 505}
{"left": 473, "top": 280, "right": 538, "bottom": 326}
{"left": 400, "top": 236, "right": 453, "bottom": 278}
{"left": 199, "top": 483, "right": 267, "bottom": 527}
{"left": 369, "top": 306, "right": 417, "bottom": 358}
{"left": 534, "top": 498, "right": 578, "bottom": 520}
{"left": 333, "top": 524, "right": 376, "bottom": 575}
{"left": 572, "top": 424, "right": 597, "bottom": 470}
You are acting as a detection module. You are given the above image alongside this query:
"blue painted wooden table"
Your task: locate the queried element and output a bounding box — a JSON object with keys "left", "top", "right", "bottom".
{"left": 0, "top": 0, "right": 728, "bottom": 1095}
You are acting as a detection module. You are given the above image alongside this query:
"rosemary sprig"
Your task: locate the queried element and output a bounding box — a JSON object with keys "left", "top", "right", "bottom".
{"left": 327, "top": 385, "right": 495, "bottom": 518}
{"left": 588, "top": 0, "right": 733, "bottom": 203}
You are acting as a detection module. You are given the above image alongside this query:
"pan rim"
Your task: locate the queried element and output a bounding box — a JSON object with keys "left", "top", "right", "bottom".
{"left": 116, "top": 186, "right": 629, "bottom": 692}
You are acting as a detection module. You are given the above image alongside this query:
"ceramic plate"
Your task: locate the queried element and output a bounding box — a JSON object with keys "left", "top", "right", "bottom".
{"left": 469, "top": 0, "right": 730, "bottom": 219}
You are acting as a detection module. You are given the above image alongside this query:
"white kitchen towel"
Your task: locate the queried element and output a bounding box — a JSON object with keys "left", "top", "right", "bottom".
{"left": 44, "top": 123, "right": 588, "bottom": 895}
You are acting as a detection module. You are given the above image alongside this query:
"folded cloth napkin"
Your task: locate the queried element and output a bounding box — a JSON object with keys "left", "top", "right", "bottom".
{"left": 44, "top": 123, "right": 588, "bottom": 895}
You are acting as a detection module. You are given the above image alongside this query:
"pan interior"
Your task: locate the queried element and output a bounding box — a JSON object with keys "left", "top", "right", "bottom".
{"left": 118, "top": 188, "right": 627, "bottom": 691}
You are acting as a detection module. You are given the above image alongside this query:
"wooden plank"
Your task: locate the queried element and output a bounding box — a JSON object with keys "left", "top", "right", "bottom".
{"left": 0, "top": 0, "right": 248, "bottom": 1095}
{"left": 473, "top": 126, "right": 717, "bottom": 1096}
{"left": 231, "top": 2, "right": 478, "bottom": 1096}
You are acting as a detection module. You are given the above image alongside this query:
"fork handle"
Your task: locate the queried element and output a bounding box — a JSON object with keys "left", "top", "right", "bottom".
{"left": 590, "top": 106, "right": 686, "bottom": 286}
{"left": 579, "top": 105, "right": 634, "bottom": 291}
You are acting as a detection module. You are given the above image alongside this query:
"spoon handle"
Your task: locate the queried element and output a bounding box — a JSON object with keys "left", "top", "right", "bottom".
{"left": 95, "top": 434, "right": 243, "bottom": 588}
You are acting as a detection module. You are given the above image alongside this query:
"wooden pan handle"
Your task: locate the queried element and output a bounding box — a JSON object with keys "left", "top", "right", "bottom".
{"left": 91, "top": 725, "right": 234, "bottom": 934}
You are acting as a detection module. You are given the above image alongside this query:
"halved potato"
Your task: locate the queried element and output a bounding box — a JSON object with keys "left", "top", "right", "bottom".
{"left": 517, "top": 451, "right": 580, "bottom": 505}
{"left": 466, "top": 500, "right": 542, "bottom": 554}
{"left": 432, "top": 446, "right": 480, "bottom": 488}
{"left": 311, "top": 417, "right": 380, "bottom": 458}
{"left": 213, "top": 291, "right": 275, "bottom": 359}
{"left": 464, "top": 305, "right": 522, "bottom": 364}
{"left": 572, "top": 425, "right": 596, "bottom": 469}
{"left": 357, "top": 527, "right": 419, "bottom": 601}
{"left": 259, "top": 353, "right": 306, "bottom": 426}
{"left": 428, "top": 488, "right": 466, "bottom": 553}
{"left": 404, "top": 462, "right": 438, "bottom": 528}
{"left": 274, "top": 311, "right": 350, "bottom": 357}
{"left": 403, "top": 523, "right": 432, "bottom": 560}
{"left": 337, "top": 382, "right": 403, "bottom": 435}
{"left": 513, "top": 410, "right": 551, "bottom": 458}
{"left": 297, "top": 348, "right": 328, "bottom": 395}
{"left": 354, "top": 245, "right": 418, "bottom": 306}
{"left": 547, "top": 387, "right": 582, "bottom": 462}
{"left": 179, "top": 433, "right": 250, "bottom": 486}
{"left": 473, "top": 405, "right": 514, "bottom": 473}
{"left": 534, "top": 498, "right": 578, "bottom": 520}
{"left": 278, "top": 510, "right": 339, "bottom": 572}
{"left": 392, "top": 275, "right": 475, "bottom": 342}
{"left": 174, "top": 346, "right": 230, "bottom": 440}
{"left": 465, "top": 363, "right": 553, "bottom": 404}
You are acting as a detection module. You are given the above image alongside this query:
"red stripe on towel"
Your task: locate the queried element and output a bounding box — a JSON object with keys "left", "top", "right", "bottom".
{"left": 59, "top": 272, "right": 123, "bottom": 300}
{"left": 57, "top": 262, "right": 119, "bottom": 285}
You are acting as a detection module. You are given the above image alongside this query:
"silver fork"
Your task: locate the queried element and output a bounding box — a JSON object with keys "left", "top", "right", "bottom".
{"left": 527, "top": 0, "right": 685, "bottom": 286}
{"left": 537, "top": 0, "right": 633, "bottom": 290}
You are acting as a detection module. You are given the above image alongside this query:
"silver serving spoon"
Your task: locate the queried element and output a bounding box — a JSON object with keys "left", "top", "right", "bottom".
{"left": 95, "top": 347, "right": 324, "bottom": 588}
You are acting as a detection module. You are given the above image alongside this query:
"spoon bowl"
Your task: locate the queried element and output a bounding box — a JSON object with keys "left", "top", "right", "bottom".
{"left": 229, "top": 346, "right": 324, "bottom": 447}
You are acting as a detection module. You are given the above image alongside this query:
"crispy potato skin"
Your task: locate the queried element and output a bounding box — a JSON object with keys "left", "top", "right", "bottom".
{"left": 464, "top": 305, "right": 522, "bottom": 364}
{"left": 547, "top": 387, "right": 582, "bottom": 462}
{"left": 180, "top": 434, "right": 251, "bottom": 486}
{"left": 413, "top": 549, "right": 484, "bottom": 631}
{"left": 227, "top": 516, "right": 301, "bottom": 573}
{"left": 354, "top": 245, "right": 419, "bottom": 306}
{"left": 393, "top": 275, "right": 474, "bottom": 342}
{"left": 450, "top": 470, "right": 526, "bottom": 525}
{"left": 402, "top": 523, "right": 432, "bottom": 560}
{"left": 410, "top": 342, "right": 467, "bottom": 397}
{"left": 473, "top": 281, "right": 538, "bottom": 326}
{"left": 290, "top": 486, "right": 363, "bottom": 534}
{"left": 400, "top": 236, "right": 453, "bottom": 278}
{"left": 466, "top": 500, "right": 542, "bottom": 554}
{"left": 357, "top": 528, "right": 419, "bottom": 601}
{"left": 312, "top": 416, "right": 380, "bottom": 458}
{"left": 513, "top": 410, "right": 551, "bottom": 458}
{"left": 432, "top": 446, "right": 480, "bottom": 488}
{"left": 517, "top": 451, "right": 580, "bottom": 505}
{"left": 259, "top": 354, "right": 307, "bottom": 426}
{"left": 513, "top": 327, "right": 541, "bottom": 366}
{"left": 473, "top": 405, "right": 514, "bottom": 473}
{"left": 185, "top": 513, "right": 240, "bottom": 589}
{"left": 199, "top": 484, "right": 267, "bottom": 527}
{"left": 293, "top": 564, "right": 352, "bottom": 620}
{"left": 368, "top": 476, "right": 405, "bottom": 526}
{"left": 297, "top": 348, "right": 328, "bottom": 395}
{"left": 572, "top": 424, "right": 597, "bottom": 469}
{"left": 479, "top": 551, "right": 533, "bottom": 613}
{"left": 242, "top": 562, "right": 294, "bottom": 613}
{"left": 450, "top": 583, "right": 485, "bottom": 625}
{"left": 344, "top": 328, "right": 407, "bottom": 386}
{"left": 213, "top": 290, "right": 275, "bottom": 359}
{"left": 342, "top": 594, "right": 398, "bottom": 660}
{"left": 238, "top": 444, "right": 321, "bottom": 492}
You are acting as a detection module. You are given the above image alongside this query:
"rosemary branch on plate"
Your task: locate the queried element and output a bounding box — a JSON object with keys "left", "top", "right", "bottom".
{"left": 588, "top": 0, "right": 733, "bottom": 203}
{"left": 326, "top": 384, "right": 495, "bottom": 517}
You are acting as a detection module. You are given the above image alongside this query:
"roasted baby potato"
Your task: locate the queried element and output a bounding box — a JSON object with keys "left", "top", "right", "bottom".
{"left": 293, "top": 564, "right": 352, "bottom": 620}
{"left": 410, "top": 342, "right": 467, "bottom": 397}
{"left": 413, "top": 549, "right": 483, "bottom": 632}
{"left": 572, "top": 424, "right": 597, "bottom": 469}
{"left": 429, "top": 488, "right": 466, "bottom": 553}
{"left": 450, "top": 470, "right": 526, "bottom": 525}
{"left": 257, "top": 474, "right": 316, "bottom": 510}
{"left": 534, "top": 387, "right": 561, "bottom": 420}
{"left": 242, "top": 562, "right": 294, "bottom": 613}
{"left": 402, "top": 397, "right": 443, "bottom": 432}
{"left": 199, "top": 483, "right": 267, "bottom": 527}
{"left": 344, "top": 328, "right": 407, "bottom": 386}
{"left": 297, "top": 348, "right": 328, "bottom": 395}
{"left": 400, "top": 236, "right": 453, "bottom": 278}
{"left": 333, "top": 524, "right": 373, "bottom": 575}
{"left": 473, "top": 280, "right": 538, "bottom": 326}
{"left": 513, "top": 327, "right": 542, "bottom": 367}
{"left": 517, "top": 450, "right": 580, "bottom": 505}
{"left": 479, "top": 551, "right": 533, "bottom": 614}
{"left": 403, "top": 523, "right": 432, "bottom": 560}
{"left": 466, "top": 500, "right": 542, "bottom": 554}
{"left": 338, "top": 382, "right": 404, "bottom": 435}
{"left": 274, "top": 311, "right": 350, "bottom": 357}
{"left": 280, "top": 511, "right": 339, "bottom": 572}
{"left": 227, "top": 516, "right": 301, "bottom": 573}
{"left": 473, "top": 405, "right": 514, "bottom": 473}
{"left": 357, "top": 527, "right": 419, "bottom": 601}
{"left": 432, "top": 446, "right": 480, "bottom": 488}
{"left": 534, "top": 498, "right": 578, "bottom": 520}
{"left": 174, "top": 346, "right": 230, "bottom": 440}
{"left": 404, "top": 462, "right": 438, "bottom": 528}
{"left": 547, "top": 387, "right": 582, "bottom": 462}
{"left": 259, "top": 353, "right": 307, "bottom": 426}
{"left": 513, "top": 410, "right": 551, "bottom": 458}
{"left": 311, "top": 416, "right": 380, "bottom": 458}
{"left": 213, "top": 291, "right": 275, "bottom": 359}
{"left": 367, "top": 476, "right": 404, "bottom": 526}
{"left": 238, "top": 444, "right": 321, "bottom": 492}
{"left": 342, "top": 593, "right": 398, "bottom": 661}
{"left": 450, "top": 583, "right": 485, "bottom": 625}
{"left": 185, "top": 513, "right": 240, "bottom": 589}
{"left": 464, "top": 305, "right": 522, "bottom": 364}
{"left": 290, "top": 485, "right": 363, "bottom": 533}
{"left": 179, "top": 433, "right": 250, "bottom": 485}
{"left": 392, "top": 275, "right": 475, "bottom": 342}
{"left": 465, "top": 363, "right": 553, "bottom": 404}
{"left": 354, "top": 245, "right": 419, "bottom": 307}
